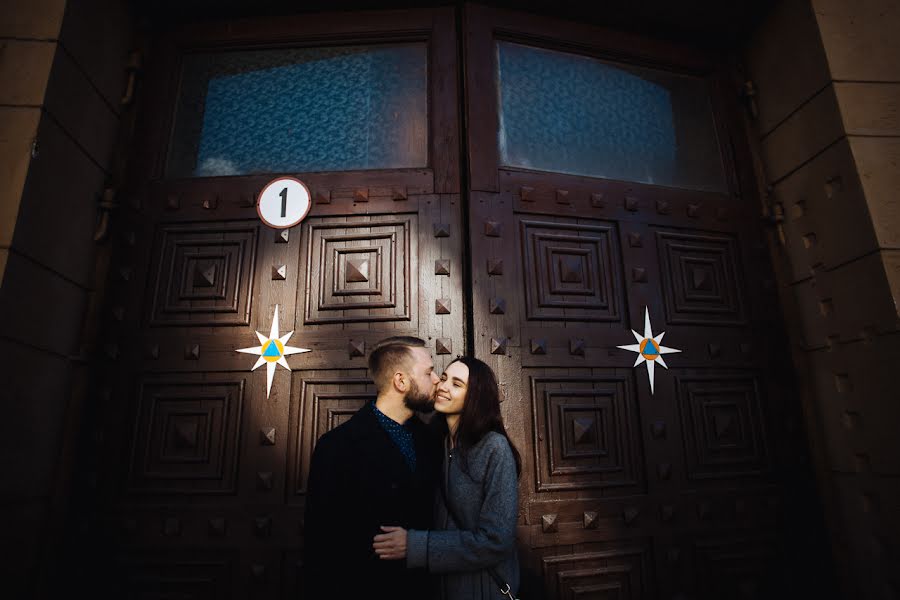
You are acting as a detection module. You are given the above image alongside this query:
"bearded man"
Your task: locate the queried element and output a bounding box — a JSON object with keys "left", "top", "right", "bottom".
{"left": 303, "top": 336, "right": 442, "bottom": 600}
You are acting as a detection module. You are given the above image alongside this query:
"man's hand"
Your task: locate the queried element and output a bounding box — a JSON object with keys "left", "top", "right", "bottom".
{"left": 373, "top": 526, "right": 408, "bottom": 560}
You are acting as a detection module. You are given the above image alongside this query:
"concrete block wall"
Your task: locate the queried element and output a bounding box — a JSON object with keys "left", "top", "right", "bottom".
{"left": 745, "top": 1, "right": 900, "bottom": 598}
{"left": 0, "top": 1, "right": 131, "bottom": 595}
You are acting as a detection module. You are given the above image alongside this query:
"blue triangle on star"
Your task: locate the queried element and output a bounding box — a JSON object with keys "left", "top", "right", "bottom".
{"left": 643, "top": 340, "right": 659, "bottom": 355}
{"left": 262, "top": 341, "right": 281, "bottom": 357}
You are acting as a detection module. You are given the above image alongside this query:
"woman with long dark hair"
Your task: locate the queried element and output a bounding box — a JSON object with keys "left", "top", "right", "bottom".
{"left": 373, "top": 356, "right": 521, "bottom": 599}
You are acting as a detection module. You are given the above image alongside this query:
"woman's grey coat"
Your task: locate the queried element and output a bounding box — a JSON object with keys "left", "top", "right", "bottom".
{"left": 407, "top": 431, "right": 520, "bottom": 599}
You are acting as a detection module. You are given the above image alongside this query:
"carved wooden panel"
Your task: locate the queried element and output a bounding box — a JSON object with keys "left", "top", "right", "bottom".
{"left": 675, "top": 375, "right": 770, "bottom": 480}
{"left": 541, "top": 543, "right": 653, "bottom": 600}
{"left": 127, "top": 377, "right": 244, "bottom": 494}
{"left": 692, "top": 536, "right": 778, "bottom": 600}
{"left": 113, "top": 552, "right": 236, "bottom": 598}
{"left": 520, "top": 220, "right": 622, "bottom": 322}
{"left": 290, "top": 377, "right": 375, "bottom": 496}
{"left": 147, "top": 222, "right": 258, "bottom": 326}
{"left": 530, "top": 375, "right": 643, "bottom": 493}
{"left": 656, "top": 230, "right": 746, "bottom": 326}
{"left": 303, "top": 219, "right": 413, "bottom": 324}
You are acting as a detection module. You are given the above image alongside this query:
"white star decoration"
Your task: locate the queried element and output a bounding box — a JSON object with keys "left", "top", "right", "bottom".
{"left": 236, "top": 305, "right": 310, "bottom": 399}
{"left": 617, "top": 307, "right": 682, "bottom": 394}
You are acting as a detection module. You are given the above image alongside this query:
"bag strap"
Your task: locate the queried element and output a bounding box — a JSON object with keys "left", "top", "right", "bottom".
{"left": 438, "top": 449, "right": 517, "bottom": 600}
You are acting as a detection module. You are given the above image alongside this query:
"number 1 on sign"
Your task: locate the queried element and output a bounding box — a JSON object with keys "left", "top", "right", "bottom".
{"left": 279, "top": 188, "right": 288, "bottom": 218}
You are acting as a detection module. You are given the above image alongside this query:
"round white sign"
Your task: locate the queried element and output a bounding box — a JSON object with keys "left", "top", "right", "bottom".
{"left": 256, "top": 177, "right": 311, "bottom": 229}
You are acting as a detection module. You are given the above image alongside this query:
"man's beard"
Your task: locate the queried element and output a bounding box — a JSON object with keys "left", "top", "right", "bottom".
{"left": 404, "top": 378, "right": 435, "bottom": 413}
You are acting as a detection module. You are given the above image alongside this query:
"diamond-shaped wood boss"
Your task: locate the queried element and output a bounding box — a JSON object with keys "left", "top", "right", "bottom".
{"left": 436, "top": 299, "right": 451, "bottom": 314}
{"left": 250, "top": 564, "right": 266, "bottom": 580}
{"left": 489, "top": 298, "right": 506, "bottom": 314}
{"left": 257, "top": 471, "right": 274, "bottom": 491}
{"left": 541, "top": 513, "right": 558, "bottom": 533}
{"left": 314, "top": 189, "right": 330, "bottom": 204}
{"left": 692, "top": 267, "right": 710, "bottom": 290}
{"left": 260, "top": 427, "right": 276, "bottom": 446}
{"left": 657, "top": 462, "right": 672, "bottom": 480}
{"left": 184, "top": 344, "right": 199, "bottom": 360}
{"left": 697, "top": 501, "right": 711, "bottom": 520}
{"left": 569, "top": 338, "right": 585, "bottom": 356}
{"left": 435, "top": 259, "right": 451, "bottom": 276}
{"left": 650, "top": 421, "right": 667, "bottom": 439}
{"left": 276, "top": 229, "right": 289, "bottom": 243}
{"left": 573, "top": 417, "right": 595, "bottom": 444}
{"left": 559, "top": 256, "right": 583, "bottom": 283}
{"left": 240, "top": 193, "right": 255, "bottom": 207}
{"left": 436, "top": 338, "right": 452, "bottom": 355}
{"left": 272, "top": 265, "right": 287, "bottom": 280}
{"left": 354, "top": 188, "right": 369, "bottom": 203}
{"left": 484, "top": 221, "right": 502, "bottom": 237}
{"left": 687, "top": 203, "right": 701, "bottom": 218}
{"left": 162, "top": 517, "right": 181, "bottom": 537}
{"left": 346, "top": 259, "right": 369, "bottom": 282}
{"left": 632, "top": 267, "right": 647, "bottom": 282}
{"left": 623, "top": 507, "right": 639, "bottom": 526}
{"left": 124, "top": 231, "right": 137, "bottom": 246}
{"left": 118, "top": 266, "right": 132, "bottom": 281}
{"left": 202, "top": 195, "right": 217, "bottom": 209}
{"left": 174, "top": 422, "right": 198, "bottom": 448}
{"left": 628, "top": 232, "right": 643, "bottom": 247}
{"left": 625, "top": 196, "right": 639, "bottom": 211}
{"left": 591, "top": 192, "right": 605, "bottom": 208}
{"left": 254, "top": 516, "right": 272, "bottom": 537}
{"left": 656, "top": 199, "right": 670, "bottom": 214}
{"left": 104, "top": 343, "right": 119, "bottom": 360}
{"left": 668, "top": 548, "right": 682, "bottom": 563}
{"left": 660, "top": 505, "right": 675, "bottom": 522}
{"left": 145, "top": 343, "right": 159, "bottom": 360}
{"left": 392, "top": 187, "right": 408, "bottom": 201}
{"left": 194, "top": 264, "right": 216, "bottom": 287}
{"left": 112, "top": 306, "right": 125, "bottom": 321}
{"left": 166, "top": 194, "right": 179, "bottom": 210}
{"left": 708, "top": 343, "right": 722, "bottom": 357}
{"left": 487, "top": 259, "right": 504, "bottom": 275}
{"left": 349, "top": 340, "right": 366, "bottom": 358}
{"left": 490, "top": 337, "right": 508, "bottom": 355}
{"left": 583, "top": 511, "right": 598, "bottom": 529}
{"left": 556, "top": 189, "right": 570, "bottom": 204}
{"left": 208, "top": 517, "right": 226, "bottom": 536}
{"left": 519, "top": 186, "right": 535, "bottom": 201}
{"left": 716, "top": 207, "right": 728, "bottom": 221}
{"left": 433, "top": 223, "right": 450, "bottom": 238}
{"left": 530, "top": 339, "right": 547, "bottom": 355}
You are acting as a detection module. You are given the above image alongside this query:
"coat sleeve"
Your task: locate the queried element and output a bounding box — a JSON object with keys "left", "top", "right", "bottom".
{"left": 303, "top": 432, "right": 348, "bottom": 595}
{"left": 408, "top": 436, "right": 518, "bottom": 573}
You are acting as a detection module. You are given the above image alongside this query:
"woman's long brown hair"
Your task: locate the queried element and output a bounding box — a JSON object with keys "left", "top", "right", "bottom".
{"left": 433, "top": 356, "right": 521, "bottom": 477}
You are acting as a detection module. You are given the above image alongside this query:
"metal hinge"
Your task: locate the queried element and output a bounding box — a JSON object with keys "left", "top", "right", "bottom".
{"left": 741, "top": 80, "right": 759, "bottom": 120}
{"left": 121, "top": 51, "right": 143, "bottom": 106}
{"left": 93, "top": 187, "right": 118, "bottom": 243}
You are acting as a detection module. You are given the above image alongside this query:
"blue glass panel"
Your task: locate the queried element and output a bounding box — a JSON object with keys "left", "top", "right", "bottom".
{"left": 167, "top": 44, "right": 427, "bottom": 177}
{"left": 497, "top": 42, "right": 727, "bottom": 192}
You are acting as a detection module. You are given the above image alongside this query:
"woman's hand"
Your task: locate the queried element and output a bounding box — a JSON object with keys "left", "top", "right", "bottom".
{"left": 373, "top": 526, "right": 408, "bottom": 560}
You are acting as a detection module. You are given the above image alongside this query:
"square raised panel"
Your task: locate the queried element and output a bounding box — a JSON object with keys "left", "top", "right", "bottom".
{"left": 542, "top": 544, "right": 652, "bottom": 600}
{"left": 148, "top": 222, "right": 258, "bottom": 326}
{"left": 127, "top": 377, "right": 244, "bottom": 494}
{"left": 531, "top": 376, "right": 643, "bottom": 492}
{"left": 304, "top": 219, "right": 413, "bottom": 324}
{"left": 656, "top": 230, "right": 746, "bottom": 326}
{"left": 676, "top": 375, "right": 769, "bottom": 480}
{"left": 290, "top": 377, "right": 375, "bottom": 496}
{"left": 520, "top": 220, "right": 622, "bottom": 322}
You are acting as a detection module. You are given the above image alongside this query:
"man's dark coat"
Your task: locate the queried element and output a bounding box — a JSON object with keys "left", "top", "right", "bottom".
{"left": 303, "top": 402, "right": 441, "bottom": 600}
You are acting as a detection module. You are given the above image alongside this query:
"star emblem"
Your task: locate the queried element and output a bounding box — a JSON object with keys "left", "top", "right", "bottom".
{"left": 237, "top": 305, "right": 310, "bottom": 399}
{"left": 617, "top": 307, "right": 681, "bottom": 394}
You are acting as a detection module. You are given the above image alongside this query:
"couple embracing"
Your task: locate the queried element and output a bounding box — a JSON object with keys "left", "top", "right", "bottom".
{"left": 303, "top": 336, "right": 521, "bottom": 600}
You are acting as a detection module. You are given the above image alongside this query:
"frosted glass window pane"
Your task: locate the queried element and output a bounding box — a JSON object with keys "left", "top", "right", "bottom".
{"left": 167, "top": 44, "right": 428, "bottom": 177}
{"left": 497, "top": 42, "right": 727, "bottom": 193}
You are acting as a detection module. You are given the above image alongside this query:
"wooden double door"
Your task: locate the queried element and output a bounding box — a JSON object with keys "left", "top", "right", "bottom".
{"left": 82, "top": 4, "right": 822, "bottom": 599}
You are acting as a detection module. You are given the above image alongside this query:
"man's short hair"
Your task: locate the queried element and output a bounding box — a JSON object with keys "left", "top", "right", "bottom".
{"left": 368, "top": 336, "right": 427, "bottom": 391}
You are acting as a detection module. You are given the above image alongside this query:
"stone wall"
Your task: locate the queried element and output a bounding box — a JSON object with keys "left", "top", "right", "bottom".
{"left": 746, "top": 0, "right": 900, "bottom": 597}
{"left": 0, "top": 1, "right": 131, "bottom": 595}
